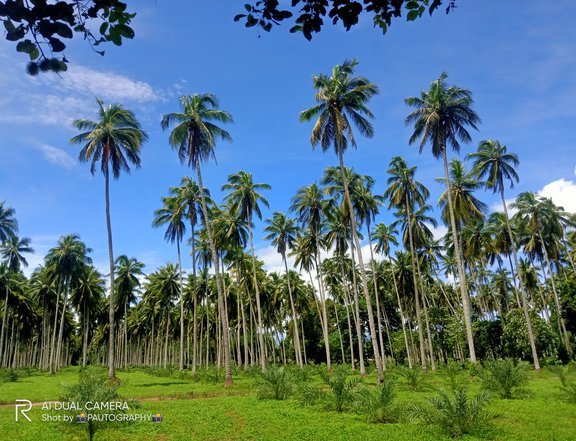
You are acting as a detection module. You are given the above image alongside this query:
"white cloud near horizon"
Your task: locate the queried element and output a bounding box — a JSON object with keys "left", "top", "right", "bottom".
{"left": 537, "top": 178, "right": 576, "bottom": 213}
{"left": 32, "top": 143, "right": 76, "bottom": 169}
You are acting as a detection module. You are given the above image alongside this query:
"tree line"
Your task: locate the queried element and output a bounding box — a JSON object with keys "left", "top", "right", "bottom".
{"left": 0, "top": 61, "right": 574, "bottom": 385}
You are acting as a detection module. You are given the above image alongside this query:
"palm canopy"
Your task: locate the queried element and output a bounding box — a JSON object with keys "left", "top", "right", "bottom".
{"left": 264, "top": 212, "right": 299, "bottom": 258}
{"left": 0, "top": 202, "right": 18, "bottom": 242}
{"left": 170, "top": 176, "right": 211, "bottom": 229}
{"left": 71, "top": 98, "right": 148, "bottom": 178}
{"left": 300, "top": 59, "right": 378, "bottom": 155}
{"left": 0, "top": 235, "right": 33, "bottom": 273}
{"left": 372, "top": 222, "right": 399, "bottom": 256}
{"left": 384, "top": 156, "right": 429, "bottom": 209}
{"left": 115, "top": 255, "right": 145, "bottom": 309}
{"left": 161, "top": 94, "right": 233, "bottom": 168}
{"left": 222, "top": 171, "right": 271, "bottom": 222}
{"left": 290, "top": 183, "right": 327, "bottom": 235}
{"left": 405, "top": 72, "right": 480, "bottom": 158}
{"left": 467, "top": 139, "right": 520, "bottom": 195}
{"left": 152, "top": 196, "right": 187, "bottom": 245}
{"left": 45, "top": 234, "right": 92, "bottom": 286}
{"left": 436, "top": 159, "right": 487, "bottom": 226}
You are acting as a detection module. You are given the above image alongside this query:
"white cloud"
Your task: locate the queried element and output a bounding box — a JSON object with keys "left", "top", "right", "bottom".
{"left": 32, "top": 144, "right": 76, "bottom": 169}
{"left": 537, "top": 178, "right": 576, "bottom": 213}
{"left": 425, "top": 223, "right": 448, "bottom": 242}
{"left": 42, "top": 65, "right": 160, "bottom": 103}
{"left": 490, "top": 198, "right": 518, "bottom": 216}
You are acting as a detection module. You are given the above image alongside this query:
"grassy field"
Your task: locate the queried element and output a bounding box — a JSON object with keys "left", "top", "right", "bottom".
{"left": 0, "top": 365, "right": 575, "bottom": 441}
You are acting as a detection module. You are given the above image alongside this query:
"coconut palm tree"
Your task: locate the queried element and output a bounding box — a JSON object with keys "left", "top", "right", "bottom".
{"left": 153, "top": 195, "right": 187, "bottom": 370}
{"left": 161, "top": 93, "right": 234, "bottom": 385}
{"left": 170, "top": 177, "right": 210, "bottom": 373}
{"left": 0, "top": 235, "right": 33, "bottom": 273}
{"left": 222, "top": 171, "right": 271, "bottom": 371}
{"left": 115, "top": 255, "right": 144, "bottom": 368}
{"left": 264, "top": 212, "right": 303, "bottom": 367}
{"left": 384, "top": 156, "right": 429, "bottom": 368}
{"left": 290, "top": 184, "right": 332, "bottom": 368}
{"left": 405, "top": 73, "right": 481, "bottom": 363}
{"left": 467, "top": 140, "right": 540, "bottom": 369}
{"left": 45, "top": 234, "right": 91, "bottom": 373}
{"left": 71, "top": 265, "right": 105, "bottom": 367}
{"left": 71, "top": 97, "right": 148, "bottom": 379}
{"left": 300, "top": 59, "right": 384, "bottom": 381}
{"left": 512, "top": 192, "right": 571, "bottom": 354}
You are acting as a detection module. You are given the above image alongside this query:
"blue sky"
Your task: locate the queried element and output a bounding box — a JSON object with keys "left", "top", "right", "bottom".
{"left": 0, "top": 0, "right": 575, "bottom": 276}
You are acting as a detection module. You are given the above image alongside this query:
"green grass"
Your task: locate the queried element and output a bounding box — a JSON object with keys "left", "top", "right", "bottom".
{"left": 0, "top": 366, "right": 575, "bottom": 441}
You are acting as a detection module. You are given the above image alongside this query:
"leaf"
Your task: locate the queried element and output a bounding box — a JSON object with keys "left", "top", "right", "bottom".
{"left": 100, "top": 22, "right": 109, "bottom": 35}
{"left": 48, "top": 36, "right": 66, "bottom": 52}
{"left": 233, "top": 14, "right": 246, "bottom": 22}
{"left": 407, "top": 10, "right": 420, "bottom": 21}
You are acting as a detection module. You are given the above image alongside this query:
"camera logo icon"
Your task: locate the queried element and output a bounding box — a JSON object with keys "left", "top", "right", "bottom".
{"left": 152, "top": 413, "right": 163, "bottom": 423}
{"left": 76, "top": 413, "right": 87, "bottom": 423}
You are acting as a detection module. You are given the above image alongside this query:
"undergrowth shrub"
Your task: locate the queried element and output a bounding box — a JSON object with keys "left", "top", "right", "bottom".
{"left": 0, "top": 368, "right": 18, "bottom": 383}
{"left": 479, "top": 358, "right": 530, "bottom": 399}
{"left": 398, "top": 366, "right": 429, "bottom": 391}
{"left": 356, "top": 377, "right": 399, "bottom": 423}
{"left": 320, "top": 366, "right": 361, "bottom": 412}
{"left": 555, "top": 366, "right": 576, "bottom": 403}
{"left": 410, "top": 386, "right": 494, "bottom": 437}
{"left": 256, "top": 366, "right": 294, "bottom": 400}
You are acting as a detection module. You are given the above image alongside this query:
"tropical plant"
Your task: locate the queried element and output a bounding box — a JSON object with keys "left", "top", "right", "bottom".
{"left": 71, "top": 97, "right": 148, "bottom": 379}
{"left": 256, "top": 365, "right": 294, "bottom": 400}
{"left": 320, "top": 366, "right": 362, "bottom": 412}
{"left": 301, "top": 59, "right": 383, "bottom": 381}
{"left": 161, "top": 93, "right": 234, "bottom": 384}
{"left": 410, "top": 386, "right": 493, "bottom": 437}
{"left": 479, "top": 358, "right": 530, "bottom": 399}
{"left": 357, "top": 378, "right": 399, "bottom": 423}
{"left": 405, "top": 72, "right": 481, "bottom": 363}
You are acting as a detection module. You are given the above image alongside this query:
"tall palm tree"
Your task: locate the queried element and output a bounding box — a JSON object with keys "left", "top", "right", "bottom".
{"left": 71, "top": 265, "right": 105, "bottom": 368}
{"left": 0, "top": 202, "right": 18, "bottom": 242}
{"left": 115, "top": 255, "right": 144, "bottom": 368}
{"left": 0, "top": 233, "right": 32, "bottom": 366}
{"left": 300, "top": 59, "right": 384, "bottom": 381}
{"left": 384, "top": 156, "right": 429, "bottom": 368}
{"left": 45, "top": 234, "right": 91, "bottom": 373}
{"left": 467, "top": 140, "right": 540, "bottom": 369}
{"left": 222, "top": 171, "right": 271, "bottom": 371}
{"left": 291, "top": 184, "right": 332, "bottom": 368}
{"left": 153, "top": 195, "right": 187, "bottom": 370}
{"left": 161, "top": 93, "right": 234, "bottom": 385}
{"left": 405, "top": 73, "right": 481, "bottom": 363}
{"left": 512, "top": 192, "right": 571, "bottom": 354}
{"left": 71, "top": 97, "right": 148, "bottom": 379}
{"left": 170, "top": 177, "right": 210, "bottom": 373}
{"left": 264, "top": 211, "right": 303, "bottom": 367}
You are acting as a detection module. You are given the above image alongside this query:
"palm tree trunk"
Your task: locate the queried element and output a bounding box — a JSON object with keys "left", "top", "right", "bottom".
{"left": 0, "top": 289, "right": 8, "bottom": 365}
{"left": 82, "top": 304, "right": 89, "bottom": 368}
{"left": 367, "top": 225, "right": 387, "bottom": 368}
{"left": 104, "top": 165, "right": 117, "bottom": 379}
{"left": 338, "top": 150, "right": 383, "bottom": 381}
{"left": 247, "top": 221, "right": 267, "bottom": 372}
{"left": 501, "top": 191, "right": 541, "bottom": 369}
{"left": 191, "top": 223, "right": 198, "bottom": 375}
{"left": 283, "top": 253, "right": 302, "bottom": 368}
{"left": 441, "top": 148, "right": 476, "bottom": 363}
{"left": 390, "top": 262, "right": 412, "bottom": 368}
{"left": 314, "top": 252, "right": 332, "bottom": 369}
{"left": 538, "top": 231, "right": 571, "bottom": 354}
{"left": 405, "top": 194, "right": 427, "bottom": 370}
{"left": 339, "top": 266, "right": 356, "bottom": 370}
{"left": 348, "top": 238, "right": 366, "bottom": 375}
{"left": 195, "top": 157, "right": 233, "bottom": 385}
{"left": 177, "top": 240, "right": 184, "bottom": 370}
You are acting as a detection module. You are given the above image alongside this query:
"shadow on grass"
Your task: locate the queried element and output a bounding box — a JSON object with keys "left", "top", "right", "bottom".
{"left": 134, "top": 381, "right": 189, "bottom": 387}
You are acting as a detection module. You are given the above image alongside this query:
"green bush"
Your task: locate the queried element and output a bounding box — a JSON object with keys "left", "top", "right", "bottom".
{"left": 479, "top": 358, "right": 530, "bottom": 399}
{"left": 256, "top": 366, "right": 294, "bottom": 400}
{"left": 356, "top": 378, "right": 399, "bottom": 423}
{"left": 555, "top": 365, "right": 576, "bottom": 403}
{"left": 0, "top": 368, "right": 19, "bottom": 383}
{"left": 298, "top": 384, "right": 322, "bottom": 406}
{"left": 320, "top": 366, "right": 361, "bottom": 412}
{"left": 398, "top": 366, "right": 428, "bottom": 391}
{"left": 445, "top": 360, "right": 466, "bottom": 390}
{"left": 410, "top": 386, "right": 493, "bottom": 437}
{"left": 61, "top": 370, "right": 130, "bottom": 441}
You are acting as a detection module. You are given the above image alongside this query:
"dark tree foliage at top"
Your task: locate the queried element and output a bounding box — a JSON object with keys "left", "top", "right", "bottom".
{"left": 0, "top": 0, "right": 135, "bottom": 75}
{"left": 234, "top": 0, "right": 457, "bottom": 40}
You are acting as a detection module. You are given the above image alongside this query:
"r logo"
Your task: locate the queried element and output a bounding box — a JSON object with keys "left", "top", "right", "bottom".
{"left": 15, "top": 399, "right": 32, "bottom": 422}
